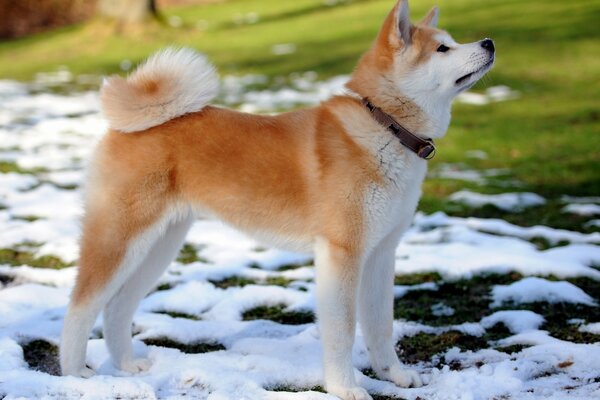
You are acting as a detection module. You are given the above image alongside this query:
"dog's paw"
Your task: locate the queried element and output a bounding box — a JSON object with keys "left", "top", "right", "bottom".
{"left": 388, "top": 367, "right": 423, "bottom": 388}
{"left": 66, "top": 366, "right": 95, "bottom": 378}
{"left": 120, "top": 357, "right": 152, "bottom": 374}
{"left": 328, "top": 386, "right": 372, "bottom": 400}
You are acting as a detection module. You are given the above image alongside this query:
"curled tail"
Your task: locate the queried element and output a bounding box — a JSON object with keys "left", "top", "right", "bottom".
{"left": 100, "top": 47, "right": 219, "bottom": 133}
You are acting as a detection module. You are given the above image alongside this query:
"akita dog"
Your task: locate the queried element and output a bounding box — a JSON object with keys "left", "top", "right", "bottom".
{"left": 60, "top": 0, "right": 494, "bottom": 398}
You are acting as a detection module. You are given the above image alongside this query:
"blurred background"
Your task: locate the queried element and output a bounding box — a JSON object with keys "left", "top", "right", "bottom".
{"left": 1, "top": 0, "right": 598, "bottom": 225}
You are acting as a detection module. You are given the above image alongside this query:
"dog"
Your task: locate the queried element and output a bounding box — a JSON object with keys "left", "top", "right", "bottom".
{"left": 60, "top": 1, "right": 494, "bottom": 398}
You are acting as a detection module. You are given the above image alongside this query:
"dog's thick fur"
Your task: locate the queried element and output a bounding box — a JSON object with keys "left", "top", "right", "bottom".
{"left": 60, "top": 1, "right": 494, "bottom": 398}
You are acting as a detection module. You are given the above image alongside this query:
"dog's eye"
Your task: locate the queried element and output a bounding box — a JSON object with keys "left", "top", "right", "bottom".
{"left": 437, "top": 44, "right": 450, "bottom": 53}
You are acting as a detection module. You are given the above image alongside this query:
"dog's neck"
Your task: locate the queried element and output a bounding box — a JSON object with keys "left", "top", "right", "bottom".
{"left": 345, "top": 79, "right": 451, "bottom": 140}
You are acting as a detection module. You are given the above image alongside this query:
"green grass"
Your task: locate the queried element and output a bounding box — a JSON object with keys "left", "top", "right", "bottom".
{"left": 153, "top": 310, "right": 201, "bottom": 320}
{"left": 176, "top": 243, "right": 209, "bottom": 264}
{"left": 0, "top": 161, "right": 46, "bottom": 175}
{"left": 394, "top": 272, "right": 442, "bottom": 286}
{"left": 243, "top": 304, "right": 315, "bottom": 325}
{"left": 209, "top": 276, "right": 257, "bottom": 288}
{"left": 0, "top": 248, "right": 72, "bottom": 269}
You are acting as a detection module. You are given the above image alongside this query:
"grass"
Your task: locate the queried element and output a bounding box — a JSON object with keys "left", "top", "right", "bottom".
{"left": 208, "top": 275, "right": 296, "bottom": 288}
{"left": 393, "top": 272, "right": 524, "bottom": 326}
{"left": 394, "top": 272, "right": 442, "bottom": 286}
{"left": 21, "top": 339, "right": 61, "bottom": 376}
{"left": 176, "top": 243, "right": 209, "bottom": 264}
{"left": 0, "top": 161, "right": 45, "bottom": 175}
{"left": 396, "top": 330, "right": 492, "bottom": 365}
{"left": 153, "top": 310, "right": 201, "bottom": 320}
{"left": 0, "top": 248, "right": 72, "bottom": 269}
{"left": 243, "top": 304, "right": 315, "bottom": 325}
{"left": 392, "top": 271, "right": 600, "bottom": 356}
{"left": 209, "top": 276, "right": 257, "bottom": 288}
{"left": 143, "top": 337, "right": 225, "bottom": 353}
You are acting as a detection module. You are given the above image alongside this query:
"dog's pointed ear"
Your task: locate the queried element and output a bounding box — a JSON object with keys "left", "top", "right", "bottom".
{"left": 420, "top": 6, "right": 439, "bottom": 28}
{"left": 374, "top": 0, "right": 412, "bottom": 51}
{"left": 394, "top": 0, "right": 412, "bottom": 46}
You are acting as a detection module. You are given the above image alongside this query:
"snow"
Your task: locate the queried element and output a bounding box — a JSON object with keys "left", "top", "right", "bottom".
{"left": 431, "top": 303, "right": 455, "bottom": 317}
{"left": 272, "top": 43, "right": 297, "bottom": 55}
{"left": 429, "top": 163, "right": 512, "bottom": 185}
{"left": 394, "top": 282, "right": 438, "bottom": 298}
{"left": 448, "top": 190, "right": 546, "bottom": 211}
{"left": 481, "top": 310, "right": 545, "bottom": 334}
{"left": 0, "top": 77, "right": 598, "bottom": 399}
{"left": 560, "top": 196, "right": 600, "bottom": 204}
{"left": 578, "top": 322, "right": 600, "bottom": 334}
{"left": 562, "top": 203, "right": 600, "bottom": 216}
{"left": 456, "top": 85, "right": 520, "bottom": 105}
{"left": 585, "top": 219, "right": 600, "bottom": 229}
{"left": 490, "top": 277, "right": 597, "bottom": 307}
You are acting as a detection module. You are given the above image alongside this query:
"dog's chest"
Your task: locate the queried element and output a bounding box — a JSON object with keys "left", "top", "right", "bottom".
{"left": 363, "top": 136, "right": 428, "bottom": 243}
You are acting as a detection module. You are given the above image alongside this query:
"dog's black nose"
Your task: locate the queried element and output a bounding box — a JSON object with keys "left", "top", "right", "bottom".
{"left": 481, "top": 38, "right": 495, "bottom": 53}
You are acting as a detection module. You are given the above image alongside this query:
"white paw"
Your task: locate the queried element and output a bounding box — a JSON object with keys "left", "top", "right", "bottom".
{"left": 389, "top": 367, "right": 423, "bottom": 388}
{"left": 120, "top": 357, "right": 152, "bottom": 373}
{"left": 64, "top": 366, "right": 95, "bottom": 378}
{"left": 328, "top": 386, "right": 372, "bottom": 400}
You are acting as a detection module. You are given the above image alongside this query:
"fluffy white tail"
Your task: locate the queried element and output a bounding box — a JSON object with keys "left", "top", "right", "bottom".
{"left": 100, "top": 47, "right": 219, "bottom": 133}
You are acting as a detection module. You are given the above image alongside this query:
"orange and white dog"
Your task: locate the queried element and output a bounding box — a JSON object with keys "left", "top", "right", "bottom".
{"left": 60, "top": 0, "right": 494, "bottom": 398}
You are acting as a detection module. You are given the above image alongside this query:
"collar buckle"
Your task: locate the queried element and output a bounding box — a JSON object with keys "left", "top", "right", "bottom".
{"left": 418, "top": 142, "right": 436, "bottom": 160}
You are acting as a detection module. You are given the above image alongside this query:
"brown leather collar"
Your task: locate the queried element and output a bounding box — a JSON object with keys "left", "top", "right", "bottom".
{"left": 361, "top": 98, "right": 436, "bottom": 160}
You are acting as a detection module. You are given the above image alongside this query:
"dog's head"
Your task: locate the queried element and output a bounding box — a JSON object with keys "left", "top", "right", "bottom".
{"left": 348, "top": 0, "right": 494, "bottom": 134}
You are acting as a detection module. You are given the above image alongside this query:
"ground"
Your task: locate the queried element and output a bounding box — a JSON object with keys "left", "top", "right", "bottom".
{"left": 0, "top": 73, "right": 599, "bottom": 399}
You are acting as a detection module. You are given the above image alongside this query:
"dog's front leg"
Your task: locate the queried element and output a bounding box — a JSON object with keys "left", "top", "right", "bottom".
{"left": 315, "top": 237, "right": 372, "bottom": 400}
{"left": 358, "top": 234, "right": 422, "bottom": 388}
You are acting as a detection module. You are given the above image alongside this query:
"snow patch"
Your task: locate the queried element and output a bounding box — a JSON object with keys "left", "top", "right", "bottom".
{"left": 578, "top": 322, "right": 600, "bottom": 334}
{"left": 491, "top": 277, "right": 597, "bottom": 307}
{"left": 481, "top": 310, "right": 545, "bottom": 334}
{"left": 449, "top": 190, "right": 546, "bottom": 211}
{"left": 562, "top": 203, "right": 600, "bottom": 216}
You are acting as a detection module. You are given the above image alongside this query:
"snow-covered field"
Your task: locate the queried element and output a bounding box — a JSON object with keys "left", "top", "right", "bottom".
{"left": 0, "top": 75, "right": 599, "bottom": 400}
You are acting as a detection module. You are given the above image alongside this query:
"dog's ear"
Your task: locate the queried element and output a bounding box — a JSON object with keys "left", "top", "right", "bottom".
{"left": 374, "top": 0, "right": 412, "bottom": 53}
{"left": 420, "top": 6, "right": 439, "bottom": 28}
{"left": 394, "top": 0, "right": 412, "bottom": 46}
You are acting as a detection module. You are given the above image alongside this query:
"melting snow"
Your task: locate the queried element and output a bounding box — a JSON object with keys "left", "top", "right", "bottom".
{"left": 455, "top": 85, "right": 520, "bottom": 105}
{"left": 579, "top": 322, "right": 600, "bottom": 334}
{"left": 480, "top": 310, "right": 545, "bottom": 334}
{"left": 490, "top": 277, "right": 597, "bottom": 307}
{"left": 448, "top": 190, "right": 546, "bottom": 211}
{"left": 562, "top": 203, "right": 600, "bottom": 216}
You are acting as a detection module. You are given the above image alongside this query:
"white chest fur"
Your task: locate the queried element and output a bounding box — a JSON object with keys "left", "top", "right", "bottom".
{"left": 333, "top": 103, "right": 430, "bottom": 250}
{"left": 363, "top": 136, "right": 428, "bottom": 247}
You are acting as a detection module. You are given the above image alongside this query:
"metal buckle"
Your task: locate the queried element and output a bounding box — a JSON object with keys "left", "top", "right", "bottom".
{"left": 418, "top": 144, "right": 436, "bottom": 160}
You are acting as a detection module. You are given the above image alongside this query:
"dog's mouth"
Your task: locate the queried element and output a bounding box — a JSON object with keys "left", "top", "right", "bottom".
{"left": 455, "top": 57, "right": 495, "bottom": 87}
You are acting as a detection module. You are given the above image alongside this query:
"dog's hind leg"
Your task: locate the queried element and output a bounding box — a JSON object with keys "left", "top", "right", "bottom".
{"left": 358, "top": 233, "right": 422, "bottom": 388}
{"left": 60, "top": 199, "right": 180, "bottom": 377}
{"left": 102, "top": 213, "right": 193, "bottom": 373}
